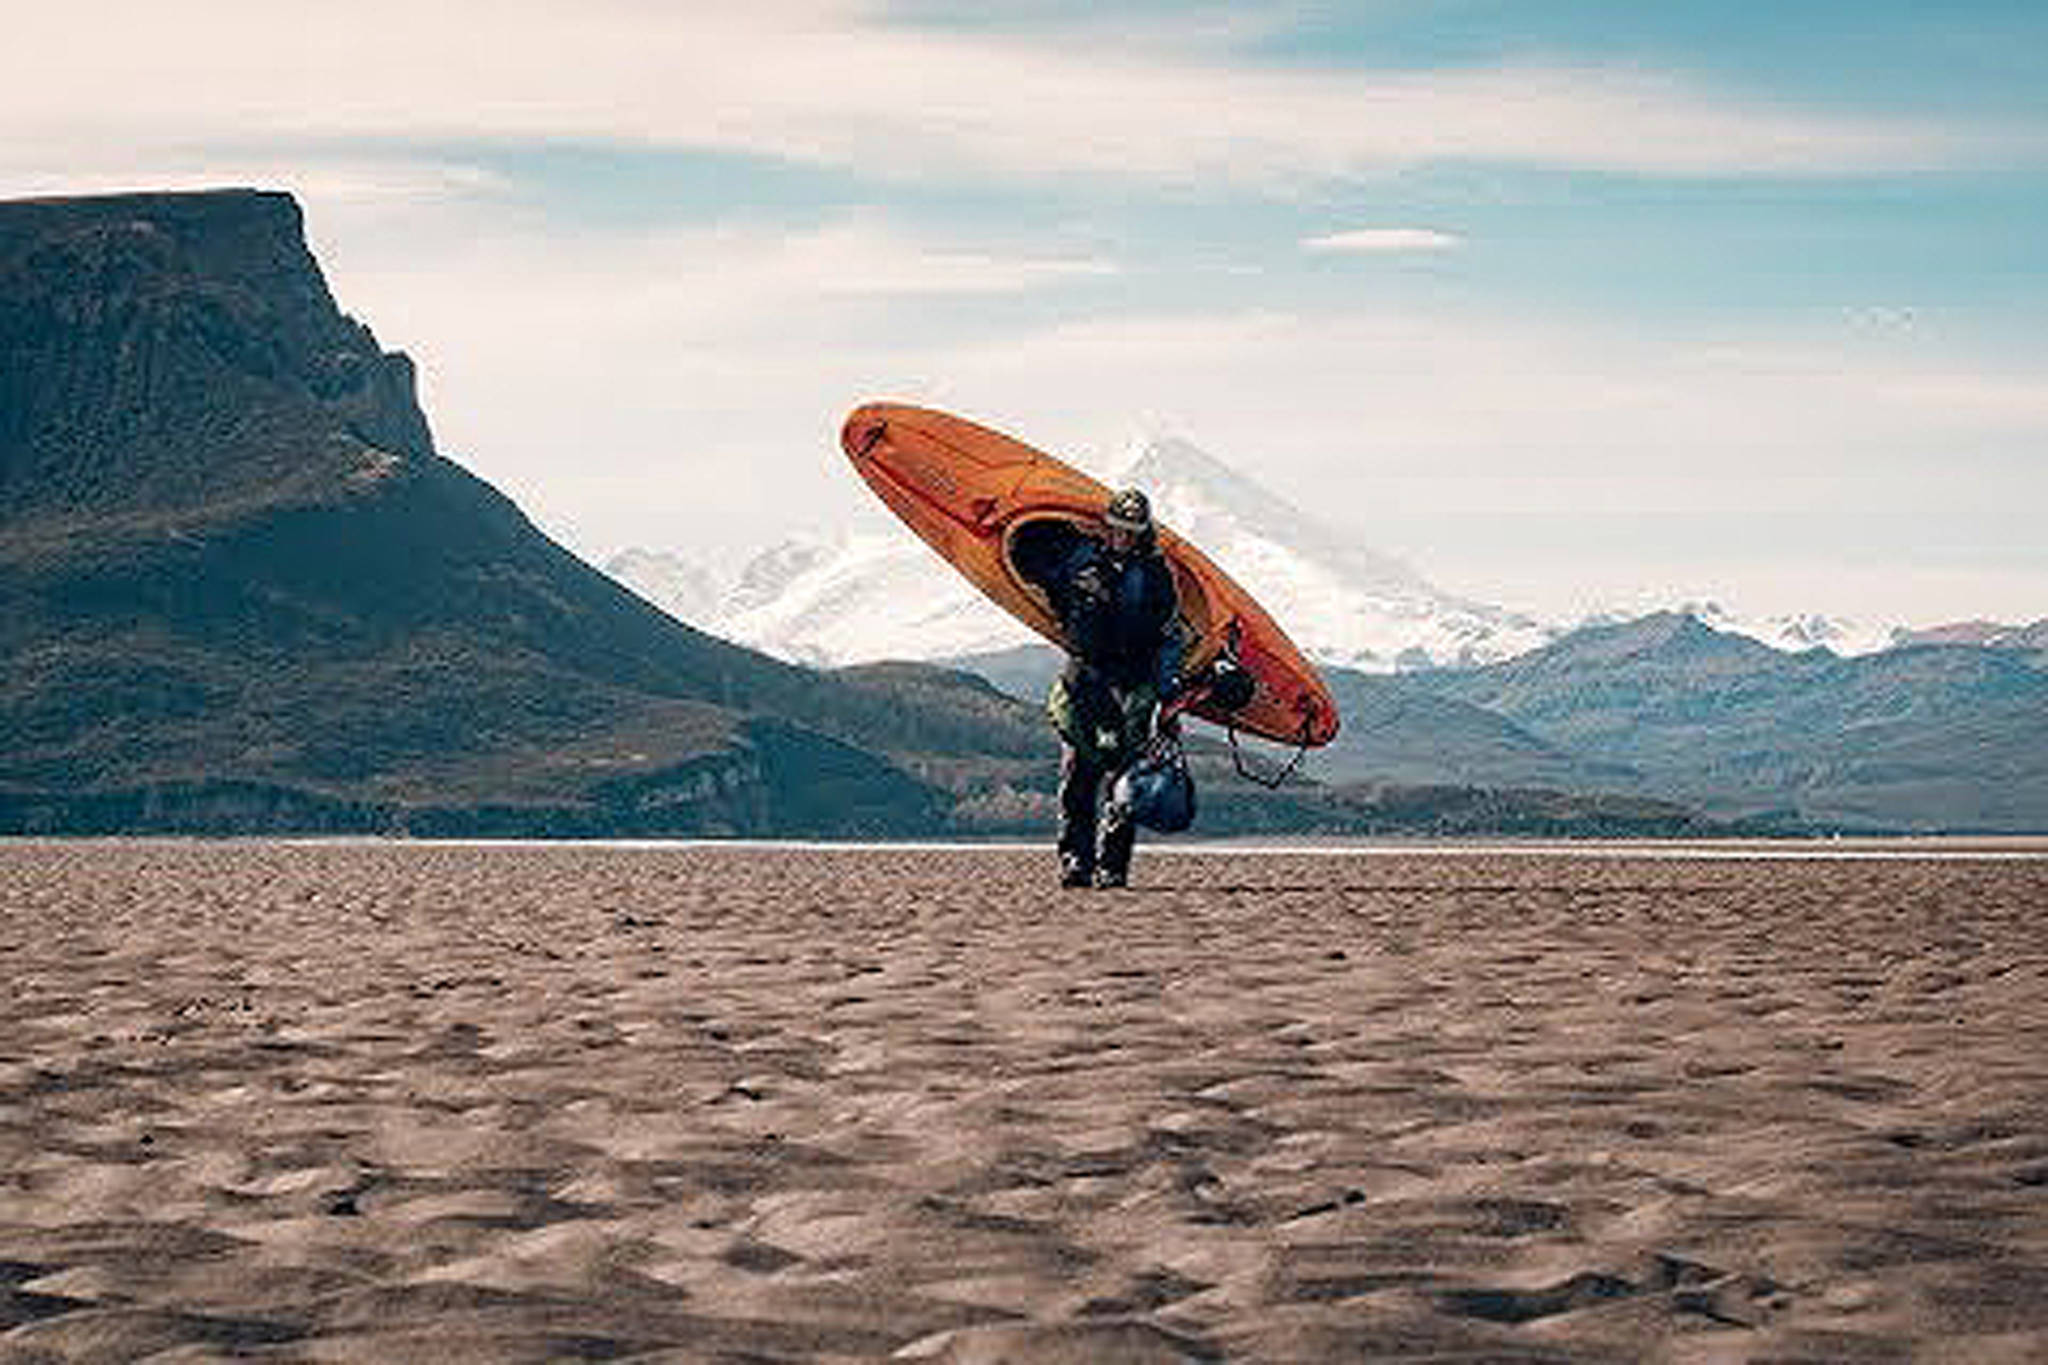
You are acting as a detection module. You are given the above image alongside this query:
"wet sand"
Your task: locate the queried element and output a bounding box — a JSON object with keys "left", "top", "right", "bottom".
{"left": 3, "top": 840, "right": 2045, "bottom": 1362}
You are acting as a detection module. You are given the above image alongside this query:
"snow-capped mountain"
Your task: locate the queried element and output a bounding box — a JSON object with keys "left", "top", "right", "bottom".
{"left": 1579, "top": 600, "right": 1898, "bottom": 658}
{"left": 1107, "top": 435, "right": 1553, "bottom": 670}
{"left": 1696, "top": 604, "right": 1897, "bottom": 657}
{"left": 606, "top": 432, "right": 1556, "bottom": 672}
{"left": 606, "top": 430, "right": 1932, "bottom": 672}
{"left": 605, "top": 547, "right": 722, "bottom": 627}
{"left": 705, "top": 531, "right": 1035, "bottom": 667}
{"left": 1892, "top": 618, "right": 2048, "bottom": 652}
{"left": 610, "top": 532, "right": 1022, "bottom": 667}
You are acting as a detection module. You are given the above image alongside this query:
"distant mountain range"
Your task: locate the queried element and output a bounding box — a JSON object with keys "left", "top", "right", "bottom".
{"left": 942, "top": 642, "right": 1637, "bottom": 794}
{"left": 604, "top": 417, "right": 2044, "bottom": 831}
{"left": 939, "top": 611, "right": 2048, "bottom": 831}
{"left": 1407, "top": 612, "right": 2048, "bottom": 831}
{"left": 1892, "top": 618, "right": 2048, "bottom": 656}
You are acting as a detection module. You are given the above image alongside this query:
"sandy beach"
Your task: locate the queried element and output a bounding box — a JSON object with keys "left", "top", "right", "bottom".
{"left": 3, "top": 839, "right": 2045, "bottom": 1362}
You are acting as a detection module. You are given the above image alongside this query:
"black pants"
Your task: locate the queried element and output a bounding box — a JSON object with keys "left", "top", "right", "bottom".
{"left": 1048, "top": 661, "right": 1155, "bottom": 880}
{"left": 1058, "top": 742, "right": 1137, "bottom": 880}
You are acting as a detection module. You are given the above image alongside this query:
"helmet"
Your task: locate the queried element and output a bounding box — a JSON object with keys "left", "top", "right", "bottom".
{"left": 1104, "top": 487, "right": 1152, "bottom": 535}
{"left": 1111, "top": 739, "right": 1196, "bottom": 833}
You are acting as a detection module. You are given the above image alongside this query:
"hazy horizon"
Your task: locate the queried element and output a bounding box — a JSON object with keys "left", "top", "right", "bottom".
{"left": 9, "top": 2, "right": 2045, "bottom": 627}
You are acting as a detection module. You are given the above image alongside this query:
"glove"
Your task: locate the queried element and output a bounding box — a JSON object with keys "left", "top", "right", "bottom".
{"left": 1203, "top": 656, "right": 1256, "bottom": 710}
{"left": 1071, "top": 562, "right": 1109, "bottom": 605}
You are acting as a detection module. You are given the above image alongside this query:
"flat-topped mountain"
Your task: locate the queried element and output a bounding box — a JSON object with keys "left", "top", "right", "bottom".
{"left": 1, "top": 190, "right": 430, "bottom": 546}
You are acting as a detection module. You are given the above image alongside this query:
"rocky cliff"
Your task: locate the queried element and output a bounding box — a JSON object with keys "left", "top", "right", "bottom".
{"left": 0, "top": 190, "right": 432, "bottom": 549}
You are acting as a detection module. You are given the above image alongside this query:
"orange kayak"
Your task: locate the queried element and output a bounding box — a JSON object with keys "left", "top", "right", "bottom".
{"left": 840, "top": 402, "right": 1339, "bottom": 747}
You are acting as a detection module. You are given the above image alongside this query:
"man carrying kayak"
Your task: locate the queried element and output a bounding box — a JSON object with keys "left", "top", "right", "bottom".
{"left": 1012, "top": 487, "right": 1186, "bottom": 889}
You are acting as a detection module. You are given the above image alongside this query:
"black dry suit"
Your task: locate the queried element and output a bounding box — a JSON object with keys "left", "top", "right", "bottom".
{"left": 1012, "top": 520, "right": 1184, "bottom": 883}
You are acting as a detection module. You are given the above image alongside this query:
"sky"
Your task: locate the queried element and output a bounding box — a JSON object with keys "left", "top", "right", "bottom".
{"left": 8, "top": 0, "right": 2047, "bottom": 627}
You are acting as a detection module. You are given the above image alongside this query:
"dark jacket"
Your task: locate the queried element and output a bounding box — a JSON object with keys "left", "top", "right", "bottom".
{"left": 1012, "top": 519, "right": 1181, "bottom": 693}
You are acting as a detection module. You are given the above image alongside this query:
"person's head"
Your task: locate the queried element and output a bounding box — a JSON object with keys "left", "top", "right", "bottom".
{"left": 1104, "top": 486, "right": 1153, "bottom": 553}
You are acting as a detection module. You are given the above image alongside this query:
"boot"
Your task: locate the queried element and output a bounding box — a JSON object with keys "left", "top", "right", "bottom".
{"left": 1096, "top": 805, "right": 1136, "bottom": 889}
{"left": 1056, "top": 742, "right": 1103, "bottom": 889}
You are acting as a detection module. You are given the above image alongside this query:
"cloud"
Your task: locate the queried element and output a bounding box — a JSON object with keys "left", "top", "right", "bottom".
{"left": 7, "top": 0, "right": 2040, "bottom": 623}
{"left": 317, "top": 193, "right": 2045, "bottom": 598}
{"left": 968, "top": 308, "right": 2048, "bottom": 464}
{"left": 1303, "top": 228, "right": 1463, "bottom": 253}
{"left": 300, "top": 208, "right": 1122, "bottom": 553}
{"left": 5, "top": 1, "right": 2027, "bottom": 197}
{"left": 325, "top": 214, "right": 1113, "bottom": 357}
{"left": 911, "top": 307, "right": 2048, "bottom": 620}
{"left": 0, "top": 156, "right": 515, "bottom": 218}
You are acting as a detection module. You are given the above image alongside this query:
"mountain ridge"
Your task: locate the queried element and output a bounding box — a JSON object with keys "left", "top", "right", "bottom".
{"left": 1, "top": 190, "right": 432, "bottom": 550}
{"left": 1408, "top": 612, "right": 2048, "bottom": 830}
